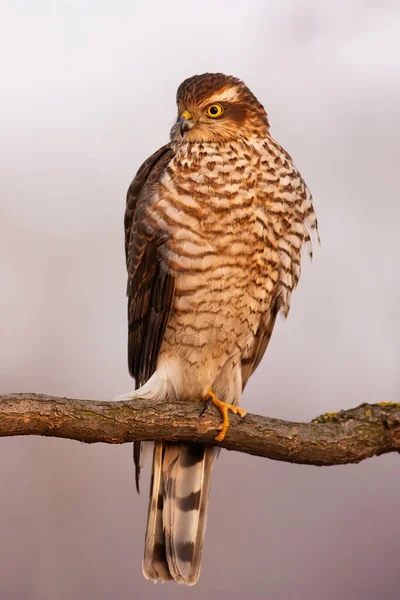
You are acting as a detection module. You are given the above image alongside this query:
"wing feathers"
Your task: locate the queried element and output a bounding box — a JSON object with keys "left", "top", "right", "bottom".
{"left": 241, "top": 297, "right": 280, "bottom": 389}
{"left": 125, "top": 144, "right": 175, "bottom": 386}
{"left": 125, "top": 145, "right": 175, "bottom": 491}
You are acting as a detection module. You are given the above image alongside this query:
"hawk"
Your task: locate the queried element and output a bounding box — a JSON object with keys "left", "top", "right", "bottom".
{"left": 119, "top": 73, "right": 318, "bottom": 585}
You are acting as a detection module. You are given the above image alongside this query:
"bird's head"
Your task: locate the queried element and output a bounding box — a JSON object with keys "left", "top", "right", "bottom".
{"left": 171, "top": 73, "right": 269, "bottom": 143}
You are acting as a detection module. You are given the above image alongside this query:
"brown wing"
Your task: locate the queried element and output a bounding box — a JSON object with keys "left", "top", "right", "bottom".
{"left": 240, "top": 297, "right": 280, "bottom": 390}
{"left": 126, "top": 144, "right": 175, "bottom": 492}
{"left": 125, "top": 143, "right": 175, "bottom": 386}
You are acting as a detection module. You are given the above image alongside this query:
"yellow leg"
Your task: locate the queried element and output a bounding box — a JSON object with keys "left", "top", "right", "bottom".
{"left": 207, "top": 390, "right": 246, "bottom": 442}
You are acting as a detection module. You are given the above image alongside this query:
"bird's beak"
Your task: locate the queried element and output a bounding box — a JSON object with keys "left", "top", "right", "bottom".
{"left": 179, "top": 110, "right": 193, "bottom": 137}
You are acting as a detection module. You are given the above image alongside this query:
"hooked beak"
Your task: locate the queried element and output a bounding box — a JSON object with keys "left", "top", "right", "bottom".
{"left": 179, "top": 118, "right": 191, "bottom": 137}
{"left": 179, "top": 110, "right": 193, "bottom": 137}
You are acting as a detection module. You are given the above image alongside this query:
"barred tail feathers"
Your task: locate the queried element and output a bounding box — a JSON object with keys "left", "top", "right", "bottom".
{"left": 142, "top": 442, "right": 172, "bottom": 582}
{"left": 142, "top": 442, "right": 217, "bottom": 585}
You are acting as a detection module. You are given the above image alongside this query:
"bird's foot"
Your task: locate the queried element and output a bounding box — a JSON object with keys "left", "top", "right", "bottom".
{"left": 206, "top": 390, "right": 246, "bottom": 442}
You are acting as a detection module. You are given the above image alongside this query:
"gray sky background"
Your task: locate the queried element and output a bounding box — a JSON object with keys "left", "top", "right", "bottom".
{"left": 1, "top": 1, "right": 399, "bottom": 599}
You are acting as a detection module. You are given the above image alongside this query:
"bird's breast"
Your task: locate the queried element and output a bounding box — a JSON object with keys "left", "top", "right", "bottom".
{"left": 146, "top": 140, "right": 269, "bottom": 275}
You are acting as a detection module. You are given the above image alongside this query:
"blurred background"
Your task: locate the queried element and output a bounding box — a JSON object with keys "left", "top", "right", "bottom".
{"left": 1, "top": 1, "right": 399, "bottom": 599}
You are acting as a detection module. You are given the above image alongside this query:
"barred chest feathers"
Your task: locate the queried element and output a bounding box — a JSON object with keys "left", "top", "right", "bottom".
{"left": 143, "top": 137, "right": 313, "bottom": 328}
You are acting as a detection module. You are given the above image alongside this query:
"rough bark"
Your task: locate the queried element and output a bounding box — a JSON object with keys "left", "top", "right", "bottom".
{"left": 0, "top": 393, "right": 399, "bottom": 466}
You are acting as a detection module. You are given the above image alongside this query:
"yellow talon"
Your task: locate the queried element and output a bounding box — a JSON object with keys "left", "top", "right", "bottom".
{"left": 206, "top": 389, "right": 246, "bottom": 442}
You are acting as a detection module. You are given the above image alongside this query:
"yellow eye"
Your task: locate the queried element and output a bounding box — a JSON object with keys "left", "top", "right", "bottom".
{"left": 205, "top": 103, "right": 224, "bottom": 118}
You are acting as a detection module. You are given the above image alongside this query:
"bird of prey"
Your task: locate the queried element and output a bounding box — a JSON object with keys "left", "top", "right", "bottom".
{"left": 119, "top": 73, "right": 319, "bottom": 585}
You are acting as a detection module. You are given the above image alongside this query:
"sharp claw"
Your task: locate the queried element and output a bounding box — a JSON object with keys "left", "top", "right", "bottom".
{"left": 199, "top": 397, "right": 212, "bottom": 416}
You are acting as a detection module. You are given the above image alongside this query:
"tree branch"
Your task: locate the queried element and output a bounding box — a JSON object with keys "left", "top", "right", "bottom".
{"left": 0, "top": 393, "right": 399, "bottom": 466}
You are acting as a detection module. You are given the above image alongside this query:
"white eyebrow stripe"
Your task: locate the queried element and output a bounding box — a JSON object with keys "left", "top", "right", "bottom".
{"left": 204, "top": 86, "right": 241, "bottom": 104}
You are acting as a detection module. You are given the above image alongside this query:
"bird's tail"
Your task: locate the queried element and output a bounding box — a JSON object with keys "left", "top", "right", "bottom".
{"left": 142, "top": 441, "right": 217, "bottom": 585}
